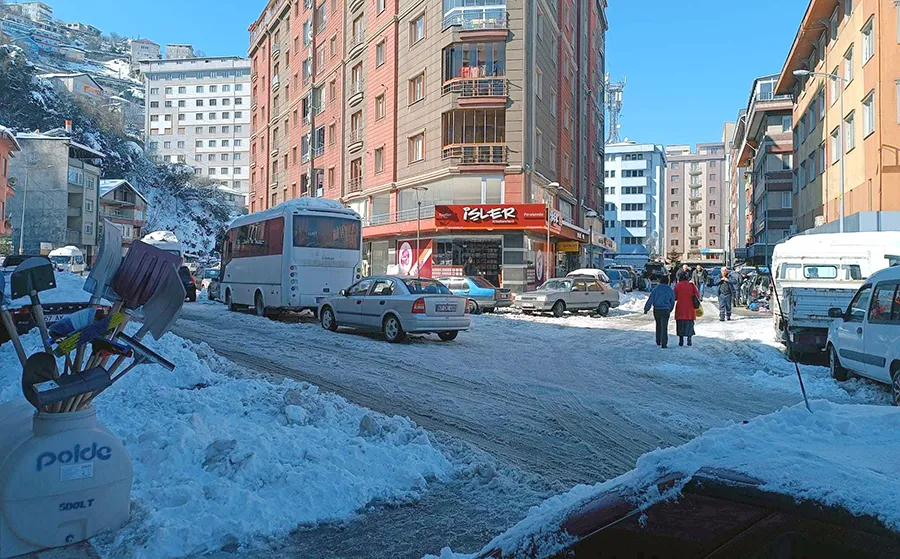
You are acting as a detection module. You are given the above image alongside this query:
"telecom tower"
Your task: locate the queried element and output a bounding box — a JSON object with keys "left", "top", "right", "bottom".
{"left": 605, "top": 75, "right": 626, "bottom": 144}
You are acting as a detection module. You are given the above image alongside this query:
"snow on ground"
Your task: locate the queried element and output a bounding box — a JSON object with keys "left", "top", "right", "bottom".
{"left": 0, "top": 278, "right": 455, "bottom": 559}
{"left": 6, "top": 271, "right": 92, "bottom": 306}
{"left": 426, "top": 400, "right": 900, "bottom": 559}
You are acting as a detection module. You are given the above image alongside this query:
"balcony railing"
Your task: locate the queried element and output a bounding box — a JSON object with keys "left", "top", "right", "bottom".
{"left": 349, "top": 31, "right": 365, "bottom": 49}
{"left": 313, "top": 144, "right": 325, "bottom": 157}
{"left": 348, "top": 175, "right": 363, "bottom": 193}
{"left": 301, "top": 151, "right": 310, "bottom": 164}
{"left": 367, "top": 205, "right": 437, "bottom": 227}
{"left": 349, "top": 128, "right": 364, "bottom": 143}
{"left": 689, "top": 206, "right": 702, "bottom": 214}
{"left": 441, "top": 77, "right": 507, "bottom": 97}
{"left": 689, "top": 191, "right": 702, "bottom": 202}
{"left": 443, "top": 7, "right": 508, "bottom": 30}
{"left": 441, "top": 143, "right": 507, "bottom": 164}
{"left": 350, "top": 79, "right": 364, "bottom": 95}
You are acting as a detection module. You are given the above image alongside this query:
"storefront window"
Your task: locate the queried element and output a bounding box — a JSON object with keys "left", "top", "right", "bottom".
{"left": 369, "top": 240, "right": 389, "bottom": 276}
{"left": 433, "top": 238, "right": 502, "bottom": 286}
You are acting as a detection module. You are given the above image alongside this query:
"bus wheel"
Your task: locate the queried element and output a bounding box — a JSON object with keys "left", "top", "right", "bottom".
{"left": 254, "top": 292, "right": 266, "bottom": 318}
{"left": 225, "top": 290, "right": 237, "bottom": 312}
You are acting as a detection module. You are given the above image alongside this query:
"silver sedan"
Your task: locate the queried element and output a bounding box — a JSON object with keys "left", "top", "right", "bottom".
{"left": 513, "top": 277, "right": 620, "bottom": 317}
{"left": 318, "top": 276, "right": 470, "bottom": 342}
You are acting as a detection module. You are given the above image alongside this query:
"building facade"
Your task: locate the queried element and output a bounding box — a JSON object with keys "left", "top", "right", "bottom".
{"left": 248, "top": 0, "right": 608, "bottom": 291}
{"left": 776, "top": 0, "right": 900, "bottom": 233}
{"left": 731, "top": 74, "right": 794, "bottom": 266}
{"left": 664, "top": 143, "right": 726, "bottom": 263}
{"left": 141, "top": 57, "right": 252, "bottom": 200}
{"left": 166, "top": 44, "right": 195, "bottom": 59}
{"left": 18, "top": 2, "right": 52, "bottom": 23}
{"left": 98, "top": 179, "right": 148, "bottom": 254}
{"left": 131, "top": 38, "right": 160, "bottom": 72}
{"left": 602, "top": 142, "right": 666, "bottom": 261}
{"left": 726, "top": 116, "right": 750, "bottom": 265}
{"left": 0, "top": 125, "right": 21, "bottom": 237}
{"left": 38, "top": 72, "right": 105, "bottom": 101}
{"left": 7, "top": 131, "right": 103, "bottom": 260}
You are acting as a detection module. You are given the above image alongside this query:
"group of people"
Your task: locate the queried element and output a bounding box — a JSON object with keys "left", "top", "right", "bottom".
{"left": 644, "top": 264, "right": 738, "bottom": 348}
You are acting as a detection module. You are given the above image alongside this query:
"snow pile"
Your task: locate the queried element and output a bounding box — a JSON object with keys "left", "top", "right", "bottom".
{"left": 617, "top": 291, "right": 649, "bottom": 313}
{"left": 427, "top": 401, "right": 900, "bottom": 558}
{"left": 0, "top": 287, "right": 453, "bottom": 559}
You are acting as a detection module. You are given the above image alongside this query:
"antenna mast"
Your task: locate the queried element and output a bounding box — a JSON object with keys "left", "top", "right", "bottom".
{"left": 605, "top": 74, "right": 626, "bottom": 144}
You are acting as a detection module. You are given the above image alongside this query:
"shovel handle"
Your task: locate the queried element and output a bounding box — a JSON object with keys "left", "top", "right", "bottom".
{"left": 72, "top": 344, "right": 86, "bottom": 374}
{"left": 81, "top": 359, "right": 139, "bottom": 408}
{"left": 29, "top": 294, "right": 53, "bottom": 353}
{"left": 0, "top": 309, "right": 27, "bottom": 367}
{"left": 85, "top": 301, "right": 125, "bottom": 370}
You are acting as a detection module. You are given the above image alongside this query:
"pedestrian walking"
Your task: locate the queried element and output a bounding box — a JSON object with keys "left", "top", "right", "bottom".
{"left": 674, "top": 272, "right": 701, "bottom": 347}
{"left": 692, "top": 265, "right": 707, "bottom": 300}
{"left": 463, "top": 257, "right": 478, "bottom": 277}
{"left": 713, "top": 266, "right": 736, "bottom": 321}
{"left": 644, "top": 276, "right": 675, "bottom": 348}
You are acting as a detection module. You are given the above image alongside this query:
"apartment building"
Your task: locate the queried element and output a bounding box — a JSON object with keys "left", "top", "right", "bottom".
{"left": 131, "top": 38, "right": 160, "bottom": 72}
{"left": 7, "top": 129, "right": 103, "bottom": 260}
{"left": 776, "top": 0, "right": 900, "bottom": 233}
{"left": 664, "top": 143, "right": 726, "bottom": 263}
{"left": 141, "top": 57, "right": 252, "bottom": 200}
{"left": 249, "top": 0, "right": 608, "bottom": 291}
{"left": 731, "top": 75, "right": 794, "bottom": 266}
{"left": 98, "top": 179, "right": 148, "bottom": 254}
{"left": 602, "top": 142, "right": 666, "bottom": 261}
{"left": 166, "top": 44, "right": 194, "bottom": 59}
{"left": 0, "top": 125, "right": 21, "bottom": 236}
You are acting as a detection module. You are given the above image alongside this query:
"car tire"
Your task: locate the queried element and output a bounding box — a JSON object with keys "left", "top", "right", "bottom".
{"left": 551, "top": 300, "right": 565, "bottom": 318}
{"left": 829, "top": 345, "right": 849, "bottom": 382}
{"left": 438, "top": 331, "right": 459, "bottom": 342}
{"left": 383, "top": 315, "right": 407, "bottom": 343}
{"left": 522, "top": 310, "right": 533, "bottom": 316}
{"left": 891, "top": 363, "right": 900, "bottom": 407}
{"left": 320, "top": 306, "right": 338, "bottom": 332}
{"left": 254, "top": 292, "right": 266, "bottom": 318}
{"left": 483, "top": 307, "right": 495, "bottom": 314}
{"left": 597, "top": 301, "right": 610, "bottom": 317}
{"left": 225, "top": 290, "right": 237, "bottom": 312}
{"left": 467, "top": 299, "right": 480, "bottom": 315}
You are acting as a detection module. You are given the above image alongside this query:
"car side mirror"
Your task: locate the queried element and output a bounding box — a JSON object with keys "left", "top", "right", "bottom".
{"left": 339, "top": 289, "right": 348, "bottom": 297}
{"left": 828, "top": 307, "right": 844, "bottom": 319}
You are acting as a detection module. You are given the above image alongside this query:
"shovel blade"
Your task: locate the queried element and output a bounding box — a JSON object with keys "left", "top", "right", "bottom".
{"left": 10, "top": 258, "right": 56, "bottom": 300}
{"left": 84, "top": 220, "right": 123, "bottom": 302}
{"left": 111, "top": 241, "right": 182, "bottom": 309}
{"left": 137, "top": 264, "right": 185, "bottom": 340}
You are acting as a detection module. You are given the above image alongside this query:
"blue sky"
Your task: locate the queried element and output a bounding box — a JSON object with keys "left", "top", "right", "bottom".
{"left": 48, "top": 0, "right": 808, "bottom": 147}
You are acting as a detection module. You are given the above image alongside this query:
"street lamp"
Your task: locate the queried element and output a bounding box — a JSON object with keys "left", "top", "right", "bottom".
{"left": 793, "top": 69, "right": 847, "bottom": 233}
{"left": 543, "top": 182, "right": 561, "bottom": 282}
{"left": 585, "top": 209, "right": 598, "bottom": 268}
{"left": 411, "top": 186, "right": 428, "bottom": 276}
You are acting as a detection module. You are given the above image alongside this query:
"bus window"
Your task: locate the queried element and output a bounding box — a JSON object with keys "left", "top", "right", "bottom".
{"left": 293, "top": 216, "right": 361, "bottom": 250}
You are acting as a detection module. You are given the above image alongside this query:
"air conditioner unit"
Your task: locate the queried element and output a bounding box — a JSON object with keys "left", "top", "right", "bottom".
{"left": 814, "top": 215, "right": 826, "bottom": 228}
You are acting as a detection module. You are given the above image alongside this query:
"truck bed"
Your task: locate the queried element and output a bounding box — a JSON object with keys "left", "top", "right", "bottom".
{"left": 781, "top": 286, "right": 858, "bottom": 330}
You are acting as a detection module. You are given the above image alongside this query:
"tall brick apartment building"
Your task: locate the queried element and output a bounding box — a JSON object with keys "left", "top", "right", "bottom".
{"left": 249, "top": 0, "right": 607, "bottom": 291}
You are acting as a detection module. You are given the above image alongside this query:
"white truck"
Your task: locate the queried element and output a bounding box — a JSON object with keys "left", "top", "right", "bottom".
{"left": 772, "top": 232, "right": 900, "bottom": 358}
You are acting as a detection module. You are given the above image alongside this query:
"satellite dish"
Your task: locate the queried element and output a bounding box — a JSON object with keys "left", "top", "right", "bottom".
{"left": 7, "top": 177, "right": 17, "bottom": 187}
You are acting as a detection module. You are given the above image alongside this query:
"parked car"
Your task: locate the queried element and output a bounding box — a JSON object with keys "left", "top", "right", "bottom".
{"left": 436, "top": 275, "right": 512, "bottom": 314}
{"left": 826, "top": 265, "right": 900, "bottom": 405}
{"left": 608, "top": 265, "right": 640, "bottom": 291}
{"left": 644, "top": 261, "right": 670, "bottom": 286}
{"left": 514, "top": 277, "right": 620, "bottom": 317}
{"left": 178, "top": 265, "right": 198, "bottom": 302}
{"left": 198, "top": 267, "right": 220, "bottom": 290}
{"left": 566, "top": 268, "right": 612, "bottom": 283}
{"left": 603, "top": 269, "right": 633, "bottom": 292}
{"left": 318, "top": 276, "right": 470, "bottom": 343}
{"left": 207, "top": 278, "right": 221, "bottom": 302}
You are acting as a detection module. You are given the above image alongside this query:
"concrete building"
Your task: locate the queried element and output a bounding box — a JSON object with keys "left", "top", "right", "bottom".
{"left": 98, "top": 179, "right": 148, "bottom": 253}
{"left": 731, "top": 74, "right": 794, "bottom": 267}
{"left": 0, "top": 125, "right": 21, "bottom": 237}
{"left": 664, "top": 143, "right": 726, "bottom": 263}
{"left": 141, "top": 56, "right": 252, "bottom": 200}
{"left": 721, "top": 120, "right": 739, "bottom": 265}
{"left": 63, "top": 22, "right": 101, "bottom": 36}
{"left": 166, "top": 44, "right": 194, "bottom": 59}
{"left": 18, "top": 2, "right": 52, "bottom": 23}
{"left": 38, "top": 73, "right": 105, "bottom": 101}
{"left": 131, "top": 38, "right": 160, "bottom": 72}
{"left": 602, "top": 142, "right": 666, "bottom": 262}
{"left": 776, "top": 0, "right": 900, "bottom": 234}
{"left": 7, "top": 129, "right": 104, "bottom": 260}
{"left": 726, "top": 115, "right": 750, "bottom": 265}
{"left": 249, "top": 0, "right": 608, "bottom": 290}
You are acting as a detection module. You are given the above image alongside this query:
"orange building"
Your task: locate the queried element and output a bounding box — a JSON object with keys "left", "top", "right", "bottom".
{"left": 0, "top": 126, "right": 21, "bottom": 236}
{"left": 776, "top": 0, "right": 900, "bottom": 232}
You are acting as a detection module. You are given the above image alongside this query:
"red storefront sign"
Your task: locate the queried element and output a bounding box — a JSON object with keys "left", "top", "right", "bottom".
{"left": 434, "top": 204, "right": 548, "bottom": 230}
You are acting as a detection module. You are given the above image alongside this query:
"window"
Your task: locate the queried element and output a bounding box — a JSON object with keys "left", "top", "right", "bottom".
{"left": 845, "top": 111, "right": 856, "bottom": 151}
{"left": 235, "top": 84, "right": 243, "bottom": 92}
{"left": 781, "top": 192, "right": 793, "bottom": 209}
{"left": 178, "top": 100, "right": 186, "bottom": 108}
{"left": 846, "top": 285, "right": 872, "bottom": 323}
{"left": 178, "top": 86, "right": 186, "bottom": 94}
{"left": 843, "top": 46, "right": 853, "bottom": 83}
{"left": 869, "top": 283, "right": 900, "bottom": 324}
{"left": 85, "top": 223, "right": 92, "bottom": 235}
{"left": 195, "top": 140, "right": 203, "bottom": 147}
{"left": 409, "top": 133, "right": 424, "bottom": 162}
{"left": 163, "top": 141, "right": 171, "bottom": 148}
{"left": 150, "top": 88, "right": 159, "bottom": 95}
{"left": 150, "top": 115, "right": 159, "bottom": 122}
{"left": 862, "top": 18, "right": 875, "bottom": 63}
{"left": 195, "top": 113, "right": 203, "bottom": 120}
{"left": 376, "top": 41, "right": 385, "bottom": 66}
{"left": 535, "top": 67, "right": 543, "bottom": 99}
{"left": 209, "top": 126, "right": 217, "bottom": 133}
{"left": 150, "top": 101, "right": 159, "bottom": 108}
{"left": 535, "top": 129, "right": 543, "bottom": 162}
{"left": 831, "top": 126, "right": 841, "bottom": 163}
{"left": 409, "top": 73, "right": 425, "bottom": 104}
{"left": 375, "top": 94, "right": 385, "bottom": 119}
{"left": 377, "top": 0, "right": 385, "bottom": 12}
{"left": 375, "top": 147, "right": 384, "bottom": 173}
{"left": 863, "top": 91, "right": 875, "bottom": 136}
{"left": 845, "top": 0, "right": 852, "bottom": 17}
{"left": 196, "top": 86, "right": 204, "bottom": 93}
{"left": 709, "top": 174, "right": 716, "bottom": 181}
{"left": 410, "top": 13, "right": 425, "bottom": 44}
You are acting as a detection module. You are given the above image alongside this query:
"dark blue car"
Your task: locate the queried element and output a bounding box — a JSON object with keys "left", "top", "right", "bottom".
{"left": 436, "top": 276, "right": 513, "bottom": 315}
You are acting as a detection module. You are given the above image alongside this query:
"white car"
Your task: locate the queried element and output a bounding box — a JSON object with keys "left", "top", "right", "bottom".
{"left": 513, "top": 277, "right": 620, "bottom": 317}
{"left": 318, "top": 276, "right": 470, "bottom": 343}
{"left": 826, "top": 265, "right": 900, "bottom": 405}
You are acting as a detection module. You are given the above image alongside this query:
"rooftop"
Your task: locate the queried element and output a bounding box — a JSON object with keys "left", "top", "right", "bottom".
{"left": 99, "top": 179, "right": 149, "bottom": 204}
{"left": 775, "top": 0, "right": 838, "bottom": 95}
{"left": 14, "top": 130, "right": 106, "bottom": 159}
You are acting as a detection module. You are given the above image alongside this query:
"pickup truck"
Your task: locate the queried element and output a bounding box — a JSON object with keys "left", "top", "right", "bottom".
{"left": 774, "top": 286, "right": 858, "bottom": 358}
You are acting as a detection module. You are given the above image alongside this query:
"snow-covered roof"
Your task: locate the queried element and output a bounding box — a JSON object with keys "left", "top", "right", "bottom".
{"left": 37, "top": 72, "right": 104, "bottom": 91}
{"left": 99, "top": 179, "right": 149, "bottom": 205}
{"left": 0, "top": 125, "right": 21, "bottom": 152}
{"left": 228, "top": 197, "right": 358, "bottom": 229}
{"left": 15, "top": 130, "right": 106, "bottom": 159}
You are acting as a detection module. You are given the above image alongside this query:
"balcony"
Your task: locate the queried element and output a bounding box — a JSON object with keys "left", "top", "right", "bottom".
{"left": 349, "top": 31, "right": 365, "bottom": 59}
{"left": 367, "top": 205, "right": 437, "bottom": 227}
{"left": 251, "top": 71, "right": 258, "bottom": 82}
{"left": 348, "top": 175, "right": 363, "bottom": 193}
{"left": 689, "top": 206, "right": 702, "bottom": 215}
{"left": 348, "top": 79, "right": 364, "bottom": 106}
{"left": 689, "top": 167, "right": 702, "bottom": 176}
{"left": 271, "top": 43, "right": 281, "bottom": 59}
{"left": 301, "top": 150, "right": 310, "bottom": 164}
{"left": 443, "top": 7, "right": 508, "bottom": 33}
{"left": 270, "top": 171, "right": 279, "bottom": 187}
{"left": 442, "top": 77, "right": 507, "bottom": 105}
{"left": 271, "top": 75, "right": 280, "bottom": 90}
{"left": 348, "top": 128, "right": 364, "bottom": 152}
{"left": 689, "top": 230, "right": 702, "bottom": 241}
{"left": 442, "top": 143, "right": 507, "bottom": 165}
{"left": 313, "top": 144, "right": 325, "bottom": 157}
{"left": 689, "top": 190, "right": 702, "bottom": 202}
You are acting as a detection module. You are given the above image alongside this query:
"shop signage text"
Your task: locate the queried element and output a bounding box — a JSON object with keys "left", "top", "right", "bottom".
{"left": 435, "top": 204, "right": 549, "bottom": 230}
{"left": 557, "top": 241, "right": 581, "bottom": 253}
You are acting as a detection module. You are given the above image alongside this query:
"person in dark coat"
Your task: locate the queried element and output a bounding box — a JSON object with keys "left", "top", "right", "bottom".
{"left": 692, "top": 265, "right": 707, "bottom": 299}
{"left": 644, "top": 276, "right": 675, "bottom": 348}
{"left": 674, "top": 272, "right": 700, "bottom": 346}
{"left": 463, "top": 257, "right": 478, "bottom": 276}
{"left": 713, "top": 266, "right": 736, "bottom": 321}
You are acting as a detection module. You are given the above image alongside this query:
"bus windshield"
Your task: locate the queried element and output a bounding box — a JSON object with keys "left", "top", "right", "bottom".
{"left": 293, "top": 215, "right": 361, "bottom": 250}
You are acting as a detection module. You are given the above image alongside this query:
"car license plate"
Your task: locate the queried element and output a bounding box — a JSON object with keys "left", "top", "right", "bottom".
{"left": 44, "top": 315, "right": 66, "bottom": 323}
{"left": 521, "top": 303, "right": 534, "bottom": 308}
{"left": 436, "top": 304, "right": 457, "bottom": 313}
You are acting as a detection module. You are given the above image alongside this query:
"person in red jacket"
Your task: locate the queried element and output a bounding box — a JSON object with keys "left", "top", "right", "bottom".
{"left": 673, "top": 272, "right": 701, "bottom": 347}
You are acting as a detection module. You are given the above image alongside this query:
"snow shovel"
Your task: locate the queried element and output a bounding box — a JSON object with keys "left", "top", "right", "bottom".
{"left": 33, "top": 367, "right": 111, "bottom": 409}
{"left": 79, "top": 332, "right": 174, "bottom": 408}
{"left": 21, "top": 352, "right": 59, "bottom": 411}
{"left": 10, "top": 257, "right": 56, "bottom": 353}
{"left": 74, "top": 220, "right": 123, "bottom": 372}
{"left": 0, "top": 273, "right": 27, "bottom": 367}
